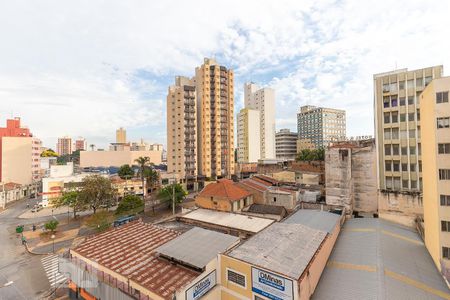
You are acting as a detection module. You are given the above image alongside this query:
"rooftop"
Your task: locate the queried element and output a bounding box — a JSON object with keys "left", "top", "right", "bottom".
{"left": 284, "top": 209, "right": 341, "bottom": 233}
{"left": 180, "top": 208, "right": 274, "bottom": 233}
{"left": 227, "top": 222, "right": 327, "bottom": 279}
{"left": 72, "top": 221, "right": 199, "bottom": 300}
{"left": 155, "top": 227, "right": 239, "bottom": 270}
{"left": 313, "top": 218, "right": 450, "bottom": 300}
{"left": 199, "top": 179, "right": 252, "bottom": 202}
{"left": 246, "top": 203, "right": 287, "bottom": 216}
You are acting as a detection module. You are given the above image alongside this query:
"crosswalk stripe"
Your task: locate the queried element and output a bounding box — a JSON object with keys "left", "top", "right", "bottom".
{"left": 40, "top": 254, "right": 66, "bottom": 288}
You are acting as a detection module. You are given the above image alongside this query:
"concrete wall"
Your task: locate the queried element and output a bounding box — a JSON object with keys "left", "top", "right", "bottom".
{"left": 266, "top": 190, "right": 295, "bottom": 210}
{"left": 272, "top": 171, "right": 295, "bottom": 182}
{"left": 80, "top": 150, "right": 162, "bottom": 168}
{"left": 195, "top": 195, "right": 252, "bottom": 212}
{"left": 378, "top": 190, "right": 423, "bottom": 227}
{"left": 325, "top": 147, "right": 352, "bottom": 212}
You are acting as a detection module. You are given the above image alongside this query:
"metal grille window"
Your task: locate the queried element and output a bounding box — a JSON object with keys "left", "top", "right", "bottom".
{"left": 442, "top": 221, "right": 450, "bottom": 232}
{"left": 227, "top": 269, "right": 246, "bottom": 287}
{"left": 438, "top": 143, "right": 450, "bottom": 154}
{"left": 437, "top": 91, "right": 449, "bottom": 104}
{"left": 437, "top": 117, "right": 450, "bottom": 129}
{"left": 443, "top": 247, "right": 450, "bottom": 259}
{"left": 440, "top": 195, "right": 450, "bottom": 206}
{"left": 439, "top": 169, "right": 450, "bottom": 180}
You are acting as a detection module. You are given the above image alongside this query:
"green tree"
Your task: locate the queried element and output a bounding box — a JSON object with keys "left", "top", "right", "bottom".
{"left": 134, "top": 156, "right": 151, "bottom": 199}
{"left": 297, "top": 148, "right": 325, "bottom": 162}
{"left": 44, "top": 220, "right": 59, "bottom": 233}
{"left": 51, "top": 189, "right": 86, "bottom": 219}
{"left": 143, "top": 166, "right": 159, "bottom": 191}
{"left": 116, "top": 195, "right": 144, "bottom": 216}
{"left": 84, "top": 211, "right": 113, "bottom": 232}
{"left": 158, "top": 184, "right": 187, "bottom": 208}
{"left": 118, "top": 164, "right": 134, "bottom": 179}
{"left": 41, "top": 149, "right": 58, "bottom": 157}
{"left": 78, "top": 175, "right": 115, "bottom": 214}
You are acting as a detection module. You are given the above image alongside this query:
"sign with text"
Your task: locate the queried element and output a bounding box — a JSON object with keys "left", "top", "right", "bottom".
{"left": 186, "top": 270, "right": 216, "bottom": 300}
{"left": 251, "top": 267, "right": 294, "bottom": 300}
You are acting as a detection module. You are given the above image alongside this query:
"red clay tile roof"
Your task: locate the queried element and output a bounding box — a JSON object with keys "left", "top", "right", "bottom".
{"left": 240, "top": 179, "right": 269, "bottom": 192}
{"left": 199, "top": 179, "right": 252, "bottom": 202}
{"left": 72, "top": 221, "right": 198, "bottom": 299}
{"left": 254, "top": 174, "right": 279, "bottom": 185}
{"left": 2, "top": 182, "right": 22, "bottom": 191}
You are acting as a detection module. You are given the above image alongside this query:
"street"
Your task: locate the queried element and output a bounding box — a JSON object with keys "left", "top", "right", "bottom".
{"left": 0, "top": 198, "right": 58, "bottom": 300}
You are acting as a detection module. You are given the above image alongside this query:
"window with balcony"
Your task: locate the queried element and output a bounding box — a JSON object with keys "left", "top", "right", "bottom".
{"left": 437, "top": 91, "right": 449, "bottom": 104}
{"left": 439, "top": 169, "right": 450, "bottom": 180}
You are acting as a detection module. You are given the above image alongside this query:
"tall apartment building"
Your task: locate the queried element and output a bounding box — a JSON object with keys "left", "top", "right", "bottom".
{"left": 167, "top": 76, "right": 197, "bottom": 181}
{"left": 297, "top": 105, "right": 346, "bottom": 149}
{"left": 195, "top": 58, "right": 235, "bottom": 179}
{"left": 116, "top": 127, "right": 126, "bottom": 144}
{"left": 275, "top": 129, "right": 298, "bottom": 160}
{"left": 244, "top": 83, "right": 276, "bottom": 159}
{"left": 420, "top": 76, "right": 450, "bottom": 278}
{"left": 374, "top": 66, "right": 443, "bottom": 224}
{"left": 74, "top": 137, "right": 87, "bottom": 151}
{"left": 237, "top": 108, "right": 261, "bottom": 163}
{"left": 0, "top": 118, "right": 41, "bottom": 185}
{"left": 57, "top": 136, "right": 72, "bottom": 156}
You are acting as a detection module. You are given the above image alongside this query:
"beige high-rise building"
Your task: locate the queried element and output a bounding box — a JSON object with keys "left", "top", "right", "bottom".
{"left": 374, "top": 66, "right": 443, "bottom": 219}
{"left": 421, "top": 76, "right": 450, "bottom": 278}
{"left": 166, "top": 76, "right": 197, "bottom": 181}
{"left": 195, "top": 58, "right": 235, "bottom": 179}
{"left": 57, "top": 136, "right": 72, "bottom": 156}
{"left": 244, "top": 83, "right": 276, "bottom": 159}
{"left": 116, "top": 127, "right": 126, "bottom": 144}
{"left": 237, "top": 108, "right": 261, "bottom": 163}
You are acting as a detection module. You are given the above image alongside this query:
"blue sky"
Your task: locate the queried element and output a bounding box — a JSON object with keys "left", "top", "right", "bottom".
{"left": 1, "top": 0, "right": 450, "bottom": 149}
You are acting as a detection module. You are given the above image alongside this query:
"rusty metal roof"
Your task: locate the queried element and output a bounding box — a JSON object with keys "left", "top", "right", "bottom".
{"left": 72, "top": 221, "right": 199, "bottom": 299}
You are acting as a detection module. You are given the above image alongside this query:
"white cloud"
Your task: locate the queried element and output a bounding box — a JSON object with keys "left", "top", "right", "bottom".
{"left": 1, "top": 0, "right": 450, "bottom": 147}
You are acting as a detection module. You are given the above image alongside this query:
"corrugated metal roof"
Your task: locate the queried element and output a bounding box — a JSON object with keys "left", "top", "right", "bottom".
{"left": 228, "top": 223, "right": 327, "bottom": 279}
{"left": 155, "top": 227, "right": 239, "bottom": 269}
{"left": 283, "top": 209, "right": 341, "bottom": 233}
{"left": 181, "top": 208, "right": 274, "bottom": 233}
{"left": 313, "top": 218, "right": 450, "bottom": 300}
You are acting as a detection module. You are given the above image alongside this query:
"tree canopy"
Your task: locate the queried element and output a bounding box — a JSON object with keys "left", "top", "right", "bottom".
{"left": 118, "top": 164, "right": 135, "bottom": 179}
{"left": 116, "top": 194, "right": 144, "bottom": 216}
{"left": 77, "top": 175, "right": 116, "bottom": 214}
{"left": 44, "top": 220, "right": 59, "bottom": 233}
{"left": 158, "top": 184, "right": 187, "bottom": 208}
{"left": 296, "top": 148, "right": 325, "bottom": 162}
{"left": 41, "top": 149, "right": 58, "bottom": 157}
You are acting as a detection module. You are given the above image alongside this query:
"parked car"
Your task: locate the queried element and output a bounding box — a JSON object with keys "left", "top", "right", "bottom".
{"left": 31, "top": 204, "right": 43, "bottom": 212}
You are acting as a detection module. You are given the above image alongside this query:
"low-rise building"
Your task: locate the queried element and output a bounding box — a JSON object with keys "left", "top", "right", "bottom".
{"left": 220, "top": 209, "right": 342, "bottom": 300}
{"left": 80, "top": 149, "right": 162, "bottom": 168}
{"left": 195, "top": 179, "right": 253, "bottom": 212}
{"left": 65, "top": 221, "right": 239, "bottom": 300}
{"left": 179, "top": 208, "right": 274, "bottom": 238}
{"left": 241, "top": 203, "right": 288, "bottom": 221}
{"left": 110, "top": 176, "right": 144, "bottom": 198}
{"left": 0, "top": 182, "right": 38, "bottom": 209}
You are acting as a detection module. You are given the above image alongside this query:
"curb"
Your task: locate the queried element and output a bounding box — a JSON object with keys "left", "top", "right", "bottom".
{"left": 23, "top": 242, "right": 52, "bottom": 256}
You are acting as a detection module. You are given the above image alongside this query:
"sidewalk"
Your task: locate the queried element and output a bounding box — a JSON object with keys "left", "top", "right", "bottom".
{"left": 19, "top": 206, "right": 70, "bottom": 219}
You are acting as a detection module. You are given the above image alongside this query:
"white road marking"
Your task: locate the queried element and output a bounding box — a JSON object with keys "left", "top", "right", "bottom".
{"left": 40, "top": 255, "right": 66, "bottom": 287}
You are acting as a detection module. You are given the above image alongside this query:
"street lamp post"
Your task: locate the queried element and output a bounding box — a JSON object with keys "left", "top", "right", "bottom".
{"left": 51, "top": 234, "right": 55, "bottom": 253}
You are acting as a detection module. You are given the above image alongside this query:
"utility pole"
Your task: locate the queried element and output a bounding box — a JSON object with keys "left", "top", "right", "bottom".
{"left": 172, "top": 182, "right": 175, "bottom": 215}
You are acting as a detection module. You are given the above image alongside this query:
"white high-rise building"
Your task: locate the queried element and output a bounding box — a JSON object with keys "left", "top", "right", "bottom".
{"left": 244, "top": 82, "right": 276, "bottom": 159}
{"left": 237, "top": 108, "right": 261, "bottom": 163}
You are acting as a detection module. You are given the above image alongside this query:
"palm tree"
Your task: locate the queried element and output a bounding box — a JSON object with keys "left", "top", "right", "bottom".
{"left": 144, "top": 165, "right": 159, "bottom": 213}
{"left": 89, "top": 144, "right": 95, "bottom": 151}
{"left": 134, "top": 156, "right": 150, "bottom": 199}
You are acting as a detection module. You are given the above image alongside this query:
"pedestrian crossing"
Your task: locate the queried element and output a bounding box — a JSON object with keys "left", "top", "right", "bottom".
{"left": 41, "top": 254, "right": 66, "bottom": 287}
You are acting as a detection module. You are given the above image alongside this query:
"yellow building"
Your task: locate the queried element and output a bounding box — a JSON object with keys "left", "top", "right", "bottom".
{"left": 421, "top": 76, "right": 450, "bottom": 278}
{"left": 116, "top": 127, "right": 126, "bottom": 144}
{"left": 196, "top": 58, "right": 235, "bottom": 179}
{"left": 111, "top": 176, "right": 144, "bottom": 198}
{"left": 237, "top": 108, "right": 261, "bottom": 163}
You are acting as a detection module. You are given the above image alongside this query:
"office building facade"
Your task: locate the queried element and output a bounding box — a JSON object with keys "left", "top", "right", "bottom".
{"left": 297, "top": 105, "right": 346, "bottom": 149}
{"left": 244, "top": 83, "right": 276, "bottom": 159}
{"left": 57, "top": 136, "right": 72, "bottom": 156}
{"left": 275, "top": 129, "right": 298, "bottom": 160}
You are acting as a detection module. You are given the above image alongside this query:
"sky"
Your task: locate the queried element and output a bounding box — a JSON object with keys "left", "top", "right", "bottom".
{"left": 1, "top": 0, "right": 450, "bottom": 149}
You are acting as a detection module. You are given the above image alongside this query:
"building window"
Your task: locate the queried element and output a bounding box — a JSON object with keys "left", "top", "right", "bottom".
{"left": 402, "top": 180, "right": 409, "bottom": 189}
{"left": 386, "top": 176, "right": 393, "bottom": 189}
{"left": 408, "top": 96, "right": 414, "bottom": 105}
{"left": 384, "top": 112, "right": 390, "bottom": 124}
{"left": 392, "top": 128, "right": 399, "bottom": 139}
{"left": 385, "top": 161, "right": 392, "bottom": 171}
{"left": 385, "top": 145, "right": 391, "bottom": 155}
{"left": 441, "top": 195, "right": 450, "bottom": 206}
{"left": 391, "top": 97, "right": 398, "bottom": 107}
{"left": 383, "top": 97, "right": 390, "bottom": 108}
{"left": 401, "top": 147, "right": 407, "bottom": 155}
{"left": 410, "top": 146, "right": 416, "bottom": 155}
{"left": 384, "top": 129, "right": 391, "bottom": 140}
{"left": 408, "top": 113, "right": 415, "bottom": 122}
{"left": 442, "top": 221, "right": 450, "bottom": 232}
{"left": 443, "top": 247, "right": 450, "bottom": 259}
{"left": 410, "top": 164, "right": 416, "bottom": 172}
{"left": 437, "top": 117, "right": 450, "bottom": 129}
{"left": 400, "top": 114, "right": 406, "bottom": 122}
{"left": 383, "top": 84, "right": 390, "bottom": 92}
{"left": 392, "top": 144, "right": 399, "bottom": 155}
{"left": 439, "top": 169, "right": 450, "bottom": 180}
{"left": 411, "top": 180, "right": 417, "bottom": 189}
{"left": 399, "top": 97, "right": 406, "bottom": 106}
{"left": 402, "top": 163, "right": 408, "bottom": 172}
{"left": 391, "top": 112, "right": 398, "bottom": 123}
{"left": 438, "top": 143, "right": 450, "bottom": 154}
{"left": 393, "top": 161, "right": 400, "bottom": 172}
{"left": 437, "top": 91, "right": 449, "bottom": 104}
{"left": 399, "top": 81, "right": 405, "bottom": 90}
{"left": 227, "top": 269, "right": 246, "bottom": 287}
{"left": 416, "top": 78, "right": 423, "bottom": 87}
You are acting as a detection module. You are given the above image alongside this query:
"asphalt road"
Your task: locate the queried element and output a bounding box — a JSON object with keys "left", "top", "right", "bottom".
{"left": 0, "top": 198, "right": 60, "bottom": 300}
